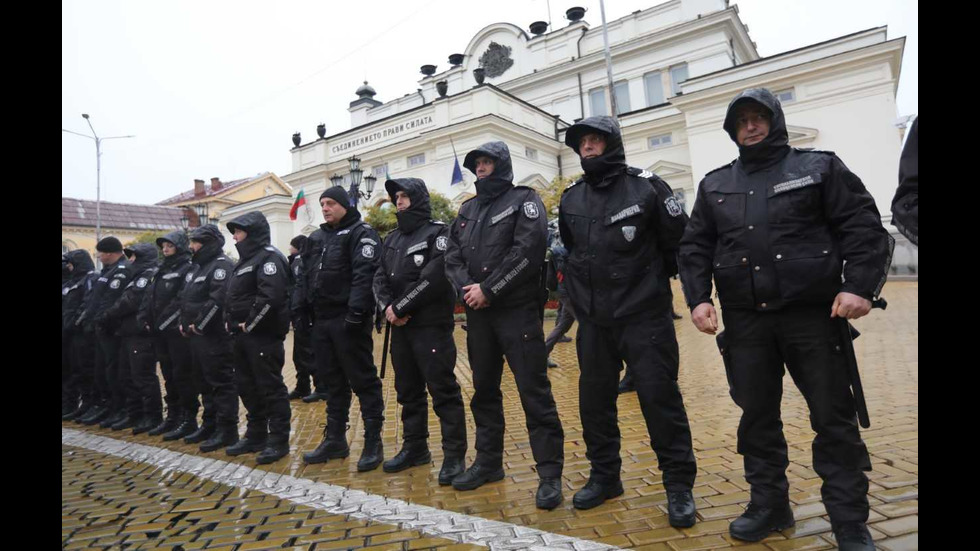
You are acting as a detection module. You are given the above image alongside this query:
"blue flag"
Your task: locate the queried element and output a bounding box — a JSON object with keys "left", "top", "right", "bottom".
{"left": 450, "top": 157, "right": 463, "bottom": 186}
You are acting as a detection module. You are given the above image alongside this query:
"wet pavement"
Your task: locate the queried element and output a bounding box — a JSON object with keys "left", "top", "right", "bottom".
{"left": 62, "top": 281, "right": 918, "bottom": 550}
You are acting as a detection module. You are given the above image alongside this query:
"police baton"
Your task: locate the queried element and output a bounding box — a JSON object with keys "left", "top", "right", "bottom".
{"left": 379, "top": 320, "right": 391, "bottom": 379}
{"left": 838, "top": 297, "right": 887, "bottom": 429}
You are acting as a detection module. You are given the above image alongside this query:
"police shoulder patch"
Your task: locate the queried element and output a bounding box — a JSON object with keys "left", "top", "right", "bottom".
{"left": 523, "top": 201, "right": 540, "bottom": 219}
{"left": 213, "top": 268, "right": 227, "bottom": 281}
{"left": 263, "top": 262, "right": 277, "bottom": 275}
{"left": 664, "top": 196, "right": 683, "bottom": 217}
{"left": 185, "top": 273, "right": 194, "bottom": 282}
{"left": 109, "top": 279, "right": 121, "bottom": 289}
{"left": 435, "top": 235, "right": 448, "bottom": 251}
{"left": 362, "top": 244, "right": 375, "bottom": 259}
{"left": 136, "top": 277, "right": 148, "bottom": 288}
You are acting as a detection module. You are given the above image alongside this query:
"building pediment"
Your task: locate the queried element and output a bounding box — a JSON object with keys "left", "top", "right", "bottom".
{"left": 517, "top": 173, "right": 550, "bottom": 190}
{"left": 786, "top": 125, "right": 819, "bottom": 146}
{"left": 647, "top": 160, "right": 691, "bottom": 177}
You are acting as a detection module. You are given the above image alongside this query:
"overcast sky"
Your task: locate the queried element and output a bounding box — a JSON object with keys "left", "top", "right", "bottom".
{"left": 62, "top": 0, "right": 917, "bottom": 205}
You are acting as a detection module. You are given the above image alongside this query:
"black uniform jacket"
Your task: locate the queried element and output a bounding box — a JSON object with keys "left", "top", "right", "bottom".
{"left": 679, "top": 88, "right": 893, "bottom": 312}
{"left": 373, "top": 178, "right": 455, "bottom": 326}
{"left": 891, "top": 116, "right": 918, "bottom": 245}
{"left": 307, "top": 207, "right": 381, "bottom": 321}
{"left": 84, "top": 255, "right": 131, "bottom": 333}
{"left": 446, "top": 141, "right": 547, "bottom": 309}
{"left": 63, "top": 249, "right": 98, "bottom": 333}
{"left": 224, "top": 212, "right": 290, "bottom": 338}
{"left": 180, "top": 225, "right": 236, "bottom": 336}
{"left": 103, "top": 243, "right": 159, "bottom": 337}
{"left": 142, "top": 231, "right": 193, "bottom": 335}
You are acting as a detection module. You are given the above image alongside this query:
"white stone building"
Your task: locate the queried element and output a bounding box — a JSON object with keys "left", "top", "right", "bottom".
{"left": 274, "top": 0, "right": 914, "bottom": 274}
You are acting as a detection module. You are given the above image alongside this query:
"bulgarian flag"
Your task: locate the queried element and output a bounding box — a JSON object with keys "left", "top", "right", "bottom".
{"left": 289, "top": 189, "right": 307, "bottom": 221}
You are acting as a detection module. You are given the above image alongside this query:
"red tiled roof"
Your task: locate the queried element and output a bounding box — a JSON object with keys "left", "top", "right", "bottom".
{"left": 156, "top": 173, "right": 268, "bottom": 205}
{"left": 62, "top": 197, "right": 186, "bottom": 231}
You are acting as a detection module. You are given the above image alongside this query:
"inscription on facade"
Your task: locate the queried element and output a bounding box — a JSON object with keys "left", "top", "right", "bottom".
{"left": 331, "top": 115, "right": 434, "bottom": 154}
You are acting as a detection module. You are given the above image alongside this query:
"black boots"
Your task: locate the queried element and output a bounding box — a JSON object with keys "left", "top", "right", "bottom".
{"left": 200, "top": 426, "right": 239, "bottom": 453}
{"left": 132, "top": 415, "right": 162, "bottom": 435}
{"left": 573, "top": 479, "right": 624, "bottom": 510}
{"left": 302, "top": 392, "right": 327, "bottom": 403}
{"left": 303, "top": 424, "right": 350, "bottom": 464}
{"left": 617, "top": 373, "right": 635, "bottom": 394}
{"left": 148, "top": 412, "right": 180, "bottom": 436}
{"left": 162, "top": 416, "right": 198, "bottom": 442}
{"left": 667, "top": 490, "right": 697, "bottom": 527}
{"left": 288, "top": 385, "right": 311, "bottom": 400}
{"left": 184, "top": 422, "right": 216, "bottom": 444}
{"left": 438, "top": 456, "right": 466, "bottom": 486}
{"left": 226, "top": 436, "right": 268, "bottom": 456}
{"left": 452, "top": 463, "right": 506, "bottom": 491}
{"left": 110, "top": 413, "right": 135, "bottom": 431}
{"left": 357, "top": 420, "right": 384, "bottom": 472}
{"left": 729, "top": 502, "right": 795, "bottom": 542}
{"left": 256, "top": 441, "right": 290, "bottom": 465}
{"left": 832, "top": 522, "right": 875, "bottom": 551}
{"left": 79, "top": 405, "right": 109, "bottom": 425}
{"left": 382, "top": 445, "right": 431, "bottom": 473}
{"left": 536, "top": 478, "right": 563, "bottom": 510}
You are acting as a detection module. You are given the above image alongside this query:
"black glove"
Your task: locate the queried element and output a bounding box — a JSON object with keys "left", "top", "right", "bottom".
{"left": 344, "top": 310, "right": 364, "bottom": 332}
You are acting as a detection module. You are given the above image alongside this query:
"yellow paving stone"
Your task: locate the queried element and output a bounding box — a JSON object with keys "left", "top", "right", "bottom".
{"left": 368, "top": 530, "right": 421, "bottom": 544}
{"left": 872, "top": 515, "right": 918, "bottom": 537}
{"left": 873, "top": 499, "right": 917, "bottom": 518}
{"left": 877, "top": 532, "right": 918, "bottom": 551}
{"left": 695, "top": 504, "right": 745, "bottom": 521}
{"left": 408, "top": 537, "right": 463, "bottom": 549}
{"left": 295, "top": 529, "right": 351, "bottom": 544}
{"left": 633, "top": 544, "right": 674, "bottom": 551}
{"left": 665, "top": 534, "right": 730, "bottom": 550}
{"left": 677, "top": 518, "right": 730, "bottom": 537}
{"left": 314, "top": 539, "right": 372, "bottom": 550}
{"left": 871, "top": 486, "right": 918, "bottom": 503}
{"left": 703, "top": 491, "right": 750, "bottom": 508}
{"left": 627, "top": 527, "right": 685, "bottom": 545}
{"left": 348, "top": 524, "right": 400, "bottom": 537}
{"left": 361, "top": 543, "right": 409, "bottom": 551}
{"left": 764, "top": 535, "right": 834, "bottom": 550}
{"left": 237, "top": 538, "right": 293, "bottom": 550}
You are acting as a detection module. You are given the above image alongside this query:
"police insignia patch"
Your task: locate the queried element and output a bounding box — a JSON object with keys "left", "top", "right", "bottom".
{"left": 523, "top": 201, "right": 539, "bottom": 219}
{"left": 185, "top": 273, "right": 194, "bottom": 282}
{"left": 136, "top": 278, "right": 148, "bottom": 288}
{"left": 110, "top": 279, "right": 121, "bottom": 289}
{"left": 214, "top": 269, "right": 226, "bottom": 281}
{"left": 263, "top": 262, "right": 277, "bottom": 275}
{"left": 362, "top": 245, "right": 375, "bottom": 259}
{"left": 436, "top": 236, "right": 448, "bottom": 251}
{"left": 622, "top": 226, "right": 637, "bottom": 242}
{"left": 664, "top": 196, "right": 683, "bottom": 217}
{"left": 413, "top": 254, "right": 424, "bottom": 267}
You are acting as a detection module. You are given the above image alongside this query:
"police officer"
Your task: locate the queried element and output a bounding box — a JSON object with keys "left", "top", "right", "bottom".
{"left": 372, "top": 178, "right": 467, "bottom": 482}
{"left": 76, "top": 237, "right": 131, "bottom": 426}
{"left": 144, "top": 231, "right": 196, "bottom": 440}
{"left": 224, "top": 212, "right": 292, "bottom": 464}
{"left": 302, "top": 187, "right": 386, "bottom": 471}
{"left": 101, "top": 243, "right": 159, "bottom": 431}
{"left": 678, "top": 88, "right": 892, "bottom": 550}
{"left": 559, "top": 117, "right": 698, "bottom": 522}
{"left": 287, "top": 234, "right": 319, "bottom": 400}
{"left": 445, "top": 141, "right": 564, "bottom": 510}
{"left": 62, "top": 250, "right": 99, "bottom": 421}
{"left": 891, "top": 116, "right": 917, "bottom": 246}
{"left": 181, "top": 224, "right": 240, "bottom": 453}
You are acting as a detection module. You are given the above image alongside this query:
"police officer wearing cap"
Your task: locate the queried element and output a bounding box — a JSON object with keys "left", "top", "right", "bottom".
{"left": 76, "top": 236, "right": 131, "bottom": 426}
{"left": 445, "top": 141, "right": 565, "bottom": 510}
{"left": 559, "top": 117, "right": 698, "bottom": 522}
{"left": 181, "top": 224, "right": 240, "bottom": 453}
{"left": 286, "top": 234, "right": 320, "bottom": 401}
{"left": 373, "top": 178, "right": 467, "bottom": 483}
{"left": 678, "top": 88, "right": 892, "bottom": 550}
{"left": 224, "top": 212, "right": 292, "bottom": 464}
{"left": 302, "top": 186, "right": 386, "bottom": 471}
{"left": 63, "top": 250, "right": 99, "bottom": 421}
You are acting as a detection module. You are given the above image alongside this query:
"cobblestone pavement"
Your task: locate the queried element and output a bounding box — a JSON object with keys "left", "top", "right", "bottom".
{"left": 62, "top": 281, "right": 918, "bottom": 550}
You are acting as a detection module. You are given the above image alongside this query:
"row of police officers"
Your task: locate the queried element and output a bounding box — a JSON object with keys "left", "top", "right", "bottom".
{"left": 63, "top": 88, "right": 898, "bottom": 550}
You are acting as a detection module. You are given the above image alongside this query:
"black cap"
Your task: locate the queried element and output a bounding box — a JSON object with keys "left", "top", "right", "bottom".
{"left": 290, "top": 234, "right": 308, "bottom": 249}
{"left": 96, "top": 236, "right": 123, "bottom": 253}
{"left": 320, "top": 186, "right": 351, "bottom": 207}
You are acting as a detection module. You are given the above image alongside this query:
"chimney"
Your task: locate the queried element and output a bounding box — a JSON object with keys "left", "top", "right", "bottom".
{"left": 194, "top": 179, "right": 205, "bottom": 198}
{"left": 211, "top": 177, "right": 222, "bottom": 192}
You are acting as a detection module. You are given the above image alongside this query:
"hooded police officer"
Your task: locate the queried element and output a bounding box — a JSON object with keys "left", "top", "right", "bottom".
{"left": 142, "top": 231, "right": 196, "bottom": 440}
{"left": 101, "top": 243, "right": 159, "bottom": 432}
{"left": 287, "top": 234, "right": 319, "bottom": 400}
{"left": 223, "top": 212, "right": 292, "bottom": 465}
{"left": 302, "top": 186, "right": 386, "bottom": 472}
{"left": 679, "top": 88, "right": 892, "bottom": 550}
{"left": 372, "top": 178, "right": 467, "bottom": 483}
{"left": 63, "top": 250, "right": 99, "bottom": 421}
{"left": 180, "top": 224, "right": 240, "bottom": 453}
{"left": 444, "top": 141, "right": 565, "bottom": 510}
{"left": 559, "top": 116, "right": 698, "bottom": 522}
{"left": 76, "top": 237, "right": 131, "bottom": 426}
{"left": 891, "top": 116, "right": 917, "bottom": 246}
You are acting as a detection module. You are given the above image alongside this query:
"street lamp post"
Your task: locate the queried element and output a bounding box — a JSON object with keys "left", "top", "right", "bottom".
{"left": 62, "top": 114, "right": 135, "bottom": 242}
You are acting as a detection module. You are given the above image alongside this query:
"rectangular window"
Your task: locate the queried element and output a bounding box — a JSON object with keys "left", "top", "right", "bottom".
{"left": 774, "top": 88, "right": 796, "bottom": 103}
{"left": 670, "top": 63, "right": 688, "bottom": 96}
{"left": 589, "top": 88, "right": 606, "bottom": 117}
{"left": 372, "top": 164, "right": 388, "bottom": 179}
{"left": 407, "top": 153, "right": 425, "bottom": 167}
{"left": 648, "top": 133, "right": 673, "bottom": 149}
{"left": 644, "top": 71, "right": 664, "bottom": 107}
{"left": 613, "top": 81, "right": 631, "bottom": 114}
{"left": 525, "top": 147, "right": 538, "bottom": 161}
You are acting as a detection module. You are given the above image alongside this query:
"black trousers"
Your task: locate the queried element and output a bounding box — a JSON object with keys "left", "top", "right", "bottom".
{"left": 465, "top": 302, "right": 564, "bottom": 478}
{"left": 116, "top": 336, "right": 147, "bottom": 417}
{"left": 96, "top": 333, "right": 120, "bottom": 409}
{"left": 62, "top": 330, "right": 78, "bottom": 410}
{"left": 313, "top": 316, "right": 384, "bottom": 427}
{"left": 187, "top": 335, "right": 218, "bottom": 426}
{"left": 390, "top": 323, "right": 466, "bottom": 456}
{"left": 154, "top": 336, "right": 179, "bottom": 417}
{"left": 166, "top": 334, "right": 197, "bottom": 418}
{"left": 720, "top": 305, "right": 871, "bottom": 523}
{"left": 72, "top": 332, "right": 96, "bottom": 406}
{"left": 545, "top": 296, "right": 576, "bottom": 355}
{"left": 292, "top": 321, "right": 317, "bottom": 391}
{"left": 127, "top": 335, "right": 162, "bottom": 418}
{"left": 191, "top": 334, "right": 238, "bottom": 429}
{"left": 576, "top": 306, "right": 697, "bottom": 489}
{"left": 232, "top": 332, "right": 291, "bottom": 443}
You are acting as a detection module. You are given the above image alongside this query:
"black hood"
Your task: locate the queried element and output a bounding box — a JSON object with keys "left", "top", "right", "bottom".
{"left": 190, "top": 224, "right": 226, "bottom": 265}
{"left": 158, "top": 230, "right": 191, "bottom": 268}
{"left": 64, "top": 249, "right": 95, "bottom": 282}
{"left": 564, "top": 116, "right": 627, "bottom": 186}
{"left": 464, "top": 141, "right": 514, "bottom": 203}
{"left": 227, "top": 211, "right": 272, "bottom": 260}
{"left": 722, "top": 88, "right": 791, "bottom": 173}
{"left": 129, "top": 243, "right": 159, "bottom": 273}
{"left": 385, "top": 178, "right": 431, "bottom": 234}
